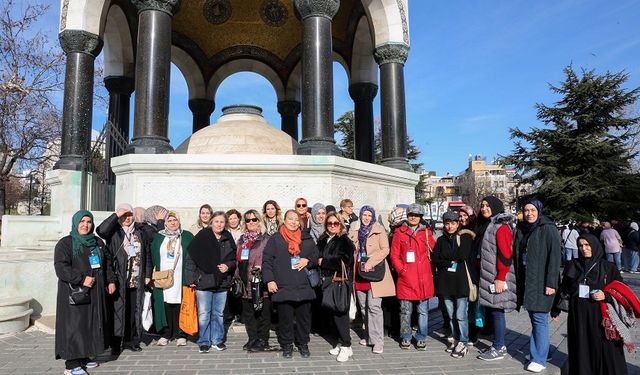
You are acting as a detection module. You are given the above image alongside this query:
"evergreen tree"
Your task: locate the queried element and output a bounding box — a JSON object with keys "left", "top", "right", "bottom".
{"left": 502, "top": 66, "right": 640, "bottom": 220}
{"left": 334, "top": 111, "right": 355, "bottom": 158}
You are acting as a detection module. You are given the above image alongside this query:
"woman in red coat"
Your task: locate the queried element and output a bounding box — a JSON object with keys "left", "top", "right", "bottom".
{"left": 390, "top": 203, "right": 436, "bottom": 350}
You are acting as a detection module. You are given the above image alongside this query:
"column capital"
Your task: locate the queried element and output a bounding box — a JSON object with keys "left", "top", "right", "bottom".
{"left": 294, "top": 0, "right": 339, "bottom": 20}
{"left": 104, "top": 76, "right": 135, "bottom": 95}
{"left": 374, "top": 43, "right": 409, "bottom": 65}
{"left": 277, "top": 100, "right": 301, "bottom": 116}
{"left": 132, "top": 0, "right": 181, "bottom": 16}
{"left": 188, "top": 98, "right": 215, "bottom": 115}
{"left": 58, "top": 30, "right": 103, "bottom": 57}
{"left": 348, "top": 82, "right": 378, "bottom": 102}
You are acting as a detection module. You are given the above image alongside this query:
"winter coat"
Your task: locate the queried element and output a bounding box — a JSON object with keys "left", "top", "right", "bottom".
{"left": 262, "top": 230, "right": 318, "bottom": 303}
{"left": 514, "top": 215, "right": 562, "bottom": 312}
{"left": 235, "top": 232, "right": 270, "bottom": 299}
{"left": 478, "top": 213, "right": 517, "bottom": 312}
{"left": 390, "top": 222, "right": 436, "bottom": 301}
{"left": 54, "top": 236, "right": 112, "bottom": 360}
{"left": 185, "top": 229, "right": 237, "bottom": 291}
{"left": 318, "top": 232, "right": 355, "bottom": 279}
{"left": 432, "top": 230, "right": 474, "bottom": 298}
{"left": 626, "top": 229, "right": 640, "bottom": 251}
{"left": 96, "top": 213, "right": 150, "bottom": 339}
{"left": 349, "top": 222, "right": 396, "bottom": 298}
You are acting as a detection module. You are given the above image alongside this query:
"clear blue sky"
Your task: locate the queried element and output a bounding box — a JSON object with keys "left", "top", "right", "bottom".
{"left": 38, "top": 0, "right": 640, "bottom": 175}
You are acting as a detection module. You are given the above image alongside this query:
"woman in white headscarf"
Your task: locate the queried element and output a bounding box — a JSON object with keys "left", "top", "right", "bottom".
{"left": 309, "top": 203, "right": 326, "bottom": 244}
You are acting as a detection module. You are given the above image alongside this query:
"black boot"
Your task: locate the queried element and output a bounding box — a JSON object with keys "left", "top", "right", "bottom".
{"left": 249, "top": 339, "right": 265, "bottom": 352}
{"left": 282, "top": 344, "right": 293, "bottom": 358}
{"left": 243, "top": 339, "right": 256, "bottom": 351}
{"left": 298, "top": 344, "right": 310, "bottom": 358}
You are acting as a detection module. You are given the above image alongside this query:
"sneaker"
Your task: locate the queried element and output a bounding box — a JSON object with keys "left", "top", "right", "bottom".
{"left": 156, "top": 337, "right": 169, "bottom": 346}
{"left": 82, "top": 361, "right": 98, "bottom": 369}
{"left": 64, "top": 368, "right": 87, "bottom": 375}
{"left": 282, "top": 344, "right": 293, "bottom": 358}
{"left": 199, "top": 345, "right": 210, "bottom": 353}
{"left": 451, "top": 342, "right": 468, "bottom": 358}
{"left": 468, "top": 339, "right": 477, "bottom": 347}
{"left": 477, "top": 346, "right": 505, "bottom": 361}
{"left": 372, "top": 344, "right": 384, "bottom": 354}
{"left": 212, "top": 343, "right": 227, "bottom": 351}
{"left": 176, "top": 338, "right": 187, "bottom": 347}
{"left": 445, "top": 342, "right": 456, "bottom": 353}
{"left": 359, "top": 338, "right": 368, "bottom": 346}
{"left": 329, "top": 344, "right": 342, "bottom": 356}
{"left": 416, "top": 340, "right": 427, "bottom": 351}
{"left": 447, "top": 336, "right": 455, "bottom": 343}
{"left": 526, "top": 362, "right": 546, "bottom": 373}
{"left": 400, "top": 339, "right": 411, "bottom": 349}
{"left": 525, "top": 354, "right": 552, "bottom": 362}
{"left": 298, "top": 344, "right": 310, "bottom": 358}
{"left": 336, "top": 346, "right": 352, "bottom": 362}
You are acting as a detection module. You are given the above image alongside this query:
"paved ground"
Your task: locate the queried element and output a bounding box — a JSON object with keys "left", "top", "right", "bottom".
{"left": 2, "top": 275, "right": 640, "bottom": 375}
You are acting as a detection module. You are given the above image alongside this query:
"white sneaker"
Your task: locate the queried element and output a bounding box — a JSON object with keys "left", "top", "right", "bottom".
{"left": 359, "top": 338, "right": 368, "bottom": 346}
{"left": 329, "top": 344, "right": 341, "bottom": 356}
{"left": 176, "top": 338, "right": 187, "bottom": 346}
{"left": 526, "top": 362, "right": 546, "bottom": 373}
{"left": 156, "top": 337, "right": 169, "bottom": 346}
{"left": 336, "top": 346, "right": 352, "bottom": 362}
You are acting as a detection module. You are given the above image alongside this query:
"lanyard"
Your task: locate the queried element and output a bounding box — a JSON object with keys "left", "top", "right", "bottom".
{"left": 582, "top": 260, "right": 600, "bottom": 283}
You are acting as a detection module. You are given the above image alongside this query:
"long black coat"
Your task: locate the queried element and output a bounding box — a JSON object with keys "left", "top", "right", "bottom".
{"left": 262, "top": 230, "right": 318, "bottom": 303}
{"left": 317, "top": 233, "right": 355, "bottom": 279}
{"left": 432, "top": 230, "right": 473, "bottom": 297}
{"left": 185, "top": 229, "right": 237, "bottom": 291}
{"left": 54, "top": 236, "right": 113, "bottom": 360}
{"left": 96, "top": 213, "right": 151, "bottom": 338}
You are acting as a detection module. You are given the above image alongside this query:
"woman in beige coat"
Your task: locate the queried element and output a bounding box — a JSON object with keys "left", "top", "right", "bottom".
{"left": 349, "top": 205, "right": 395, "bottom": 354}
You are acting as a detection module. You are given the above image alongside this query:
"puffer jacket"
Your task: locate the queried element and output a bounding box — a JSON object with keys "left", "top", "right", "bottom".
{"left": 390, "top": 222, "right": 436, "bottom": 300}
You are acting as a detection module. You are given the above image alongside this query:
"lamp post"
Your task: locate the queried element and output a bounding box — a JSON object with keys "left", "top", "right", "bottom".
{"left": 512, "top": 173, "right": 522, "bottom": 214}
{"left": 27, "top": 173, "right": 40, "bottom": 215}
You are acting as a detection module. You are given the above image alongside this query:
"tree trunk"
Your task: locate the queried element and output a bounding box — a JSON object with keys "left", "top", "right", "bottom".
{"left": 0, "top": 177, "right": 6, "bottom": 219}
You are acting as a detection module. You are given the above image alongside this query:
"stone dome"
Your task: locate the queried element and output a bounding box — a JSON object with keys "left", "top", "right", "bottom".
{"left": 175, "top": 105, "right": 298, "bottom": 155}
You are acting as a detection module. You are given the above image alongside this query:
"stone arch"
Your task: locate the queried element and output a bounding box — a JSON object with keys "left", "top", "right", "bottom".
{"left": 171, "top": 46, "right": 208, "bottom": 100}
{"left": 59, "top": 0, "right": 110, "bottom": 35}
{"left": 208, "top": 59, "right": 286, "bottom": 102}
{"left": 103, "top": 4, "right": 134, "bottom": 77}
{"left": 350, "top": 16, "right": 378, "bottom": 85}
{"left": 360, "top": 0, "right": 409, "bottom": 47}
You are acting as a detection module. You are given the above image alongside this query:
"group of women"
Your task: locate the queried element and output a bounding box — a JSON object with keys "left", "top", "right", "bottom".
{"left": 54, "top": 196, "right": 634, "bottom": 375}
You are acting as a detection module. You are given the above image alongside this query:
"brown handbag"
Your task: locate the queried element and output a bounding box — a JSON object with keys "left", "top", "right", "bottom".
{"left": 152, "top": 250, "right": 180, "bottom": 289}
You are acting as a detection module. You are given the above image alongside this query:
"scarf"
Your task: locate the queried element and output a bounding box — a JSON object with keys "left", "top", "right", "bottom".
{"left": 279, "top": 225, "right": 301, "bottom": 256}
{"left": 237, "top": 230, "right": 260, "bottom": 262}
{"left": 158, "top": 211, "right": 182, "bottom": 256}
{"left": 518, "top": 198, "right": 543, "bottom": 233}
{"left": 310, "top": 203, "right": 326, "bottom": 243}
{"left": 601, "top": 280, "right": 640, "bottom": 352}
{"left": 265, "top": 217, "right": 279, "bottom": 236}
{"left": 358, "top": 206, "right": 376, "bottom": 251}
{"left": 70, "top": 209, "right": 97, "bottom": 258}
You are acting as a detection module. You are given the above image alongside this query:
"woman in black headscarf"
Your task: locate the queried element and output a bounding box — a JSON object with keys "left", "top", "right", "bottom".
{"left": 551, "top": 234, "right": 625, "bottom": 375}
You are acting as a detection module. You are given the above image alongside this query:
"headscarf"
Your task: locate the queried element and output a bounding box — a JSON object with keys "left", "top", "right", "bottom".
{"left": 630, "top": 222, "right": 639, "bottom": 232}
{"left": 295, "top": 197, "right": 309, "bottom": 217}
{"left": 566, "top": 233, "right": 606, "bottom": 286}
{"left": 577, "top": 233, "right": 605, "bottom": 269}
{"left": 144, "top": 205, "right": 166, "bottom": 226}
{"left": 358, "top": 206, "right": 377, "bottom": 251}
{"left": 474, "top": 195, "right": 505, "bottom": 237}
{"left": 518, "top": 198, "right": 543, "bottom": 233}
{"left": 117, "top": 203, "right": 136, "bottom": 248}
{"left": 158, "top": 211, "right": 182, "bottom": 256}
{"left": 388, "top": 206, "right": 406, "bottom": 227}
{"left": 279, "top": 225, "right": 301, "bottom": 256}
{"left": 70, "top": 209, "right": 97, "bottom": 258}
{"left": 133, "top": 207, "right": 146, "bottom": 223}
{"left": 325, "top": 205, "right": 337, "bottom": 214}
{"left": 310, "top": 203, "right": 326, "bottom": 243}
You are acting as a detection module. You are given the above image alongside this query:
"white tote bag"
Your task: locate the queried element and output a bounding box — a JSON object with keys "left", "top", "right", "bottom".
{"left": 142, "top": 291, "right": 153, "bottom": 331}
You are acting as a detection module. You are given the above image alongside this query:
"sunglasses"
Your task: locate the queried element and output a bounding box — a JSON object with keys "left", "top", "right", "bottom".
{"left": 296, "top": 204, "right": 307, "bottom": 208}
{"left": 327, "top": 221, "right": 340, "bottom": 227}
{"left": 245, "top": 218, "right": 259, "bottom": 223}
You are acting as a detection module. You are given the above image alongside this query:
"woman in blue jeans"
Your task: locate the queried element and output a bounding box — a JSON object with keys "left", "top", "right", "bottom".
{"left": 513, "top": 199, "right": 561, "bottom": 373}
{"left": 186, "top": 211, "right": 237, "bottom": 353}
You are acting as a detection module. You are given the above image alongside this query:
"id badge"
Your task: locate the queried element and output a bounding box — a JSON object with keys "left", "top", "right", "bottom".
{"left": 166, "top": 251, "right": 175, "bottom": 260}
{"left": 241, "top": 248, "right": 250, "bottom": 260}
{"left": 447, "top": 262, "right": 458, "bottom": 272}
{"left": 127, "top": 244, "right": 137, "bottom": 258}
{"left": 89, "top": 255, "right": 101, "bottom": 269}
{"left": 579, "top": 284, "right": 590, "bottom": 298}
{"left": 291, "top": 256, "right": 300, "bottom": 269}
{"left": 406, "top": 251, "right": 416, "bottom": 263}
{"left": 359, "top": 252, "right": 367, "bottom": 262}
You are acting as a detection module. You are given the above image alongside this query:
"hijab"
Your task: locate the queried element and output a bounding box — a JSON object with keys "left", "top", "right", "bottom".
{"left": 631, "top": 222, "right": 639, "bottom": 232}
{"left": 358, "top": 206, "right": 376, "bottom": 251}
{"left": 144, "top": 205, "right": 166, "bottom": 226}
{"left": 279, "top": 225, "right": 301, "bottom": 257}
{"left": 565, "top": 234, "right": 606, "bottom": 287}
{"left": 158, "top": 211, "right": 182, "bottom": 257}
{"left": 118, "top": 203, "right": 136, "bottom": 248}
{"left": 474, "top": 195, "right": 505, "bottom": 237}
{"left": 310, "top": 203, "right": 326, "bottom": 243}
{"left": 133, "top": 207, "right": 146, "bottom": 223}
{"left": 70, "top": 209, "right": 97, "bottom": 258}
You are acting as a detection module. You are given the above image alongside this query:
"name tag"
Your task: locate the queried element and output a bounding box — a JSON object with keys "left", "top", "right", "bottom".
{"left": 241, "top": 248, "right": 250, "bottom": 260}
{"left": 291, "top": 256, "right": 300, "bottom": 269}
{"left": 406, "top": 251, "right": 415, "bottom": 263}
{"left": 447, "top": 262, "right": 458, "bottom": 272}
{"left": 579, "top": 284, "right": 590, "bottom": 298}
{"left": 89, "top": 255, "right": 101, "bottom": 269}
{"left": 127, "top": 244, "right": 137, "bottom": 258}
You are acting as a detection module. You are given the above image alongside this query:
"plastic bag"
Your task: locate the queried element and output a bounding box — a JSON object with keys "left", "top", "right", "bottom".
{"left": 179, "top": 287, "right": 198, "bottom": 336}
{"left": 142, "top": 291, "right": 153, "bottom": 331}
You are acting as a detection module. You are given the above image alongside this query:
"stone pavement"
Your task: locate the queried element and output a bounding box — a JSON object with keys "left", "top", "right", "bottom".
{"left": 2, "top": 275, "right": 640, "bottom": 375}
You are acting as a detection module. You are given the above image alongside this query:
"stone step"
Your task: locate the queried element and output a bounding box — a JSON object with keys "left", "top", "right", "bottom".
{"left": 0, "top": 296, "right": 31, "bottom": 315}
{"left": 0, "top": 296, "right": 33, "bottom": 334}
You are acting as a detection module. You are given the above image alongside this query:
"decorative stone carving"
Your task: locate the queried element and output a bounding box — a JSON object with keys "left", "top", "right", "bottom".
{"left": 104, "top": 76, "right": 135, "bottom": 95}
{"left": 132, "top": 0, "right": 181, "bottom": 16}
{"left": 261, "top": 0, "right": 288, "bottom": 27}
{"left": 348, "top": 82, "right": 378, "bottom": 102}
{"left": 374, "top": 43, "right": 409, "bottom": 65}
{"left": 188, "top": 98, "right": 215, "bottom": 115}
{"left": 396, "top": 0, "right": 409, "bottom": 45}
{"left": 277, "top": 100, "right": 301, "bottom": 116}
{"left": 203, "top": 0, "right": 231, "bottom": 25}
{"left": 294, "top": 0, "right": 339, "bottom": 20}
{"left": 59, "top": 0, "right": 69, "bottom": 31}
{"left": 58, "top": 30, "right": 103, "bottom": 57}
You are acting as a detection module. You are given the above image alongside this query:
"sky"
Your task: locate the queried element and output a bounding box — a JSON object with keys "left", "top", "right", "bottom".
{"left": 36, "top": 0, "right": 640, "bottom": 176}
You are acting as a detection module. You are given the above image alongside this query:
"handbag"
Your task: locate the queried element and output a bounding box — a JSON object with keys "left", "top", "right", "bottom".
{"left": 142, "top": 290, "right": 153, "bottom": 331}
{"left": 305, "top": 267, "right": 321, "bottom": 288}
{"left": 357, "top": 259, "right": 385, "bottom": 282}
{"left": 152, "top": 250, "right": 180, "bottom": 289}
{"left": 321, "top": 261, "right": 352, "bottom": 314}
{"left": 231, "top": 277, "right": 244, "bottom": 298}
{"left": 555, "top": 291, "right": 570, "bottom": 312}
{"left": 179, "top": 287, "right": 198, "bottom": 335}
{"left": 68, "top": 283, "right": 91, "bottom": 305}
{"left": 464, "top": 260, "right": 477, "bottom": 302}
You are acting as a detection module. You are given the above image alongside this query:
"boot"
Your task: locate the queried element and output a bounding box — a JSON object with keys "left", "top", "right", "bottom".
{"left": 282, "top": 344, "right": 293, "bottom": 358}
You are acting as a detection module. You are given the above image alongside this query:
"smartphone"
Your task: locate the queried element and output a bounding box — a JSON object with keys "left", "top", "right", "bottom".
{"left": 489, "top": 284, "right": 496, "bottom": 294}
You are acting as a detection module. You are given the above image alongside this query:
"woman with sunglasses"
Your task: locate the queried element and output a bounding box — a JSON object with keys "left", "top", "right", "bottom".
{"left": 318, "top": 212, "right": 356, "bottom": 362}
{"left": 294, "top": 197, "right": 311, "bottom": 229}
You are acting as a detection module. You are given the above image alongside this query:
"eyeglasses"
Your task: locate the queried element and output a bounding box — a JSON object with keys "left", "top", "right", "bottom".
{"left": 327, "top": 221, "right": 340, "bottom": 227}
{"left": 296, "top": 204, "right": 307, "bottom": 208}
{"left": 245, "top": 218, "right": 259, "bottom": 223}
